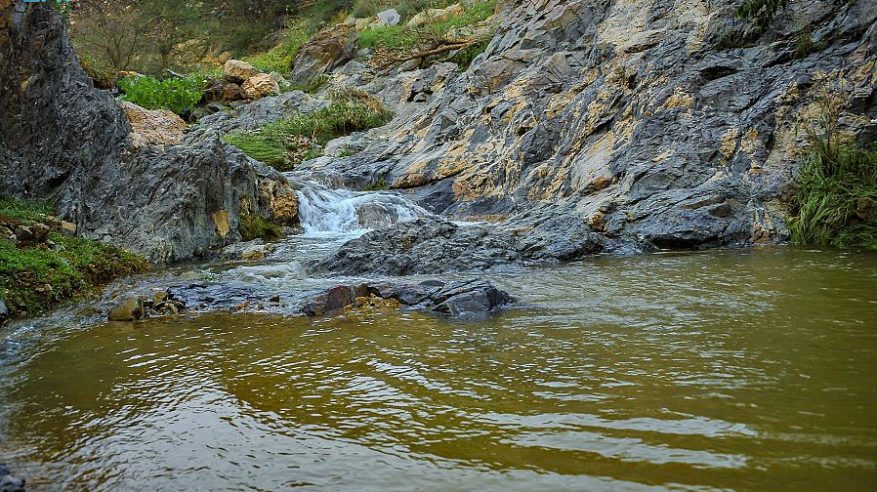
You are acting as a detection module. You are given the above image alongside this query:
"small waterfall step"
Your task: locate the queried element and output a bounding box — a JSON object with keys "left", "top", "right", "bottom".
{"left": 295, "top": 182, "right": 432, "bottom": 235}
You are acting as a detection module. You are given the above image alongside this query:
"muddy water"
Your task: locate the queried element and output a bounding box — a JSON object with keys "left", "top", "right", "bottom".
{"left": 1, "top": 248, "right": 876, "bottom": 491}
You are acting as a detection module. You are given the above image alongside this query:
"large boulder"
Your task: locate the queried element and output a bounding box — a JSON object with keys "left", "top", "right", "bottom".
{"left": 289, "top": 24, "right": 357, "bottom": 83}
{"left": 122, "top": 101, "right": 187, "bottom": 148}
{"left": 242, "top": 73, "right": 280, "bottom": 100}
{"left": 0, "top": 3, "right": 297, "bottom": 264}
{"left": 223, "top": 59, "right": 258, "bottom": 83}
{"left": 407, "top": 3, "right": 463, "bottom": 28}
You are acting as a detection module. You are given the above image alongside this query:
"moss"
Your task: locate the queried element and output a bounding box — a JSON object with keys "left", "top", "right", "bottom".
{"left": 224, "top": 100, "right": 392, "bottom": 171}
{"left": 364, "top": 178, "right": 389, "bottom": 191}
{"left": 239, "top": 213, "right": 283, "bottom": 242}
{"left": 0, "top": 200, "right": 148, "bottom": 319}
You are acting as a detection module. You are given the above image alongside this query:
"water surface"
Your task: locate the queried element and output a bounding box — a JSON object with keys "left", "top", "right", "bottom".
{"left": 1, "top": 248, "right": 876, "bottom": 491}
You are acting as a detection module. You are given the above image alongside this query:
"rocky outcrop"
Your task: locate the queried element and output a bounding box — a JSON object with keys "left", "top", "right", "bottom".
{"left": 315, "top": 216, "right": 612, "bottom": 275}
{"left": 0, "top": 3, "right": 297, "bottom": 264}
{"left": 298, "top": 0, "right": 877, "bottom": 253}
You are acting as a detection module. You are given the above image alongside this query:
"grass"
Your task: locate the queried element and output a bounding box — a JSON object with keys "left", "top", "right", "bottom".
{"left": 0, "top": 199, "right": 148, "bottom": 319}
{"left": 357, "top": 0, "right": 495, "bottom": 52}
{"left": 223, "top": 100, "right": 392, "bottom": 170}
{"left": 244, "top": 20, "right": 316, "bottom": 74}
{"left": 788, "top": 92, "right": 877, "bottom": 250}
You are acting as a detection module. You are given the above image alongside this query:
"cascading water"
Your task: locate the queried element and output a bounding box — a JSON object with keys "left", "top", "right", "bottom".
{"left": 295, "top": 182, "right": 432, "bottom": 235}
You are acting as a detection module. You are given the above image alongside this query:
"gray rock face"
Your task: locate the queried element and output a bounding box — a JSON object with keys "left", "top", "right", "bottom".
{"left": 0, "top": 3, "right": 296, "bottom": 264}
{"left": 315, "top": 216, "right": 610, "bottom": 275}
{"left": 298, "top": 0, "right": 877, "bottom": 252}
{"left": 0, "top": 300, "right": 8, "bottom": 326}
{"left": 289, "top": 24, "right": 357, "bottom": 83}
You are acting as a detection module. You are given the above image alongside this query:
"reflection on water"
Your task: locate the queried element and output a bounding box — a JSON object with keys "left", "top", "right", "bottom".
{"left": 1, "top": 248, "right": 876, "bottom": 491}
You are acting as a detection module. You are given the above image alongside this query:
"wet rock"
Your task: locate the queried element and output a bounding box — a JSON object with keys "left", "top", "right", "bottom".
{"left": 289, "top": 24, "right": 357, "bottom": 83}
{"left": 108, "top": 297, "right": 145, "bottom": 322}
{"left": 0, "top": 300, "right": 8, "bottom": 325}
{"left": 0, "top": 463, "right": 25, "bottom": 492}
{"left": 219, "top": 239, "right": 276, "bottom": 261}
{"left": 316, "top": 217, "right": 606, "bottom": 275}
{"left": 223, "top": 59, "right": 259, "bottom": 83}
{"left": 300, "top": 279, "right": 514, "bottom": 319}
{"left": 122, "top": 101, "right": 187, "bottom": 148}
{"left": 144, "top": 289, "right": 186, "bottom": 316}
{"left": 242, "top": 73, "right": 280, "bottom": 100}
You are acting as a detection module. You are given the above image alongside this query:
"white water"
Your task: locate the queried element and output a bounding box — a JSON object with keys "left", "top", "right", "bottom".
{"left": 296, "top": 182, "right": 432, "bottom": 236}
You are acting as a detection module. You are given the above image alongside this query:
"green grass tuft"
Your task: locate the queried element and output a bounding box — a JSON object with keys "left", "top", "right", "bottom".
{"left": 0, "top": 198, "right": 54, "bottom": 224}
{"left": 224, "top": 100, "right": 392, "bottom": 171}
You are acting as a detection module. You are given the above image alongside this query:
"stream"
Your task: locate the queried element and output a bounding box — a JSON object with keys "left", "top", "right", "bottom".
{"left": 1, "top": 183, "right": 876, "bottom": 491}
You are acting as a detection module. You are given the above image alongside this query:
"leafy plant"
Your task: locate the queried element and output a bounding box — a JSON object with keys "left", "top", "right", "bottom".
{"left": 735, "top": 0, "right": 789, "bottom": 30}
{"left": 789, "top": 90, "right": 877, "bottom": 250}
{"left": 119, "top": 75, "right": 205, "bottom": 114}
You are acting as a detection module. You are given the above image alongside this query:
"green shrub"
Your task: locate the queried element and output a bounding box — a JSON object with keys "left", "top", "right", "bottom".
{"left": 224, "top": 100, "right": 393, "bottom": 171}
{"left": 789, "top": 92, "right": 877, "bottom": 250}
{"left": 119, "top": 75, "right": 205, "bottom": 114}
{"left": 245, "top": 20, "right": 316, "bottom": 74}
{"left": 351, "top": 0, "right": 382, "bottom": 18}
{"left": 452, "top": 39, "right": 489, "bottom": 68}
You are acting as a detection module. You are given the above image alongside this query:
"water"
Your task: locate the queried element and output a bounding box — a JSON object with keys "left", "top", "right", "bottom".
{"left": 295, "top": 183, "right": 431, "bottom": 235}
{"left": 1, "top": 246, "right": 876, "bottom": 491}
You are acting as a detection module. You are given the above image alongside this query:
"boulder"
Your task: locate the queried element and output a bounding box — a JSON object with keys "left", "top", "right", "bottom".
{"left": 376, "top": 9, "right": 401, "bottom": 26}
{"left": 108, "top": 297, "right": 145, "bottom": 322}
{"left": 121, "top": 101, "right": 187, "bottom": 148}
{"left": 428, "top": 279, "right": 515, "bottom": 318}
{"left": 242, "top": 73, "right": 280, "bottom": 100}
{"left": 223, "top": 59, "right": 259, "bottom": 83}
{"left": 407, "top": 3, "right": 463, "bottom": 28}
{"left": 289, "top": 24, "right": 357, "bottom": 83}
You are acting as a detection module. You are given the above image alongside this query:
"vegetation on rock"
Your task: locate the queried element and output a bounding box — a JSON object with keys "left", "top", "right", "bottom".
{"left": 239, "top": 213, "right": 284, "bottom": 242}
{"left": 0, "top": 199, "right": 148, "bottom": 321}
{"left": 119, "top": 75, "right": 206, "bottom": 114}
{"left": 224, "top": 98, "right": 392, "bottom": 170}
{"left": 789, "top": 92, "right": 877, "bottom": 250}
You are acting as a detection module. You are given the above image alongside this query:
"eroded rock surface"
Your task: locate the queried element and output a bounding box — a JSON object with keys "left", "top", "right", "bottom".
{"left": 0, "top": 3, "right": 296, "bottom": 264}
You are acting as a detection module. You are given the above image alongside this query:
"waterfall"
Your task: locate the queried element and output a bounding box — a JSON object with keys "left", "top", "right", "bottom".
{"left": 296, "top": 182, "right": 431, "bottom": 235}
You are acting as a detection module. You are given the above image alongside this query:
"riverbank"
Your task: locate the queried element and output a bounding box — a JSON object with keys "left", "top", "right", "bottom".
{"left": 0, "top": 199, "right": 148, "bottom": 325}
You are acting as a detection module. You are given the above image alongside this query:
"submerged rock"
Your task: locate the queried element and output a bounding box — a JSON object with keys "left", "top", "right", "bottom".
{"left": 300, "top": 278, "right": 515, "bottom": 319}
{"left": 0, "top": 463, "right": 25, "bottom": 492}
{"left": 108, "top": 298, "right": 145, "bottom": 322}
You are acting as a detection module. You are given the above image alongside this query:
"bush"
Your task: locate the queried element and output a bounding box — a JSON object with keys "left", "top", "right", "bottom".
{"left": 789, "top": 92, "right": 877, "bottom": 250}
{"left": 224, "top": 100, "right": 393, "bottom": 170}
{"left": 735, "top": 0, "right": 789, "bottom": 30}
{"left": 119, "top": 75, "right": 205, "bottom": 114}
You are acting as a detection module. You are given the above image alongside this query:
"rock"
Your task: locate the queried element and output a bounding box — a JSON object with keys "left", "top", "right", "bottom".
{"left": 30, "top": 222, "right": 50, "bottom": 243}
{"left": 108, "top": 297, "right": 145, "bottom": 322}
{"left": 289, "top": 24, "right": 357, "bottom": 84}
{"left": 315, "top": 217, "right": 606, "bottom": 275}
{"left": 121, "top": 101, "right": 187, "bottom": 148}
{"left": 0, "top": 463, "right": 25, "bottom": 492}
{"left": 375, "top": 9, "right": 401, "bottom": 26}
{"left": 855, "top": 197, "right": 877, "bottom": 222}
{"left": 0, "top": 300, "right": 8, "bottom": 325}
{"left": 407, "top": 3, "right": 463, "bottom": 28}
{"left": 300, "top": 278, "right": 514, "bottom": 319}
{"left": 0, "top": 226, "right": 12, "bottom": 240}
{"left": 204, "top": 78, "right": 244, "bottom": 102}
{"left": 144, "top": 289, "right": 185, "bottom": 316}
{"left": 242, "top": 73, "right": 280, "bottom": 100}
{"left": 60, "top": 221, "right": 76, "bottom": 236}
{"left": 223, "top": 59, "right": 259, "bottom": 83}
{"left": 12, "top": 225, "right": 33, "bottom": 244}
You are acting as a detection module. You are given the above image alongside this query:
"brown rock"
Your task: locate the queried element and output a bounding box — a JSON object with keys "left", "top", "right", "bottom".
{"left": 108, "top": 297, "right": 145, "bottom": 322}
{"left": 223, "top": 59, "right": 259, "bottom": 83}
{"left": 289, "top": 25, "right": 357, "bottom": 83}
{"left": 242, "top": 73, "right": 280, "bottom": 100}
{"left": 60, "top": 221, "right": 76, "bottom": 236}
{"left": 855, "top": 197, "right": 877, "bottom": 222}
{"left": 122, "top": 101, "right": 187, "bottom": 148}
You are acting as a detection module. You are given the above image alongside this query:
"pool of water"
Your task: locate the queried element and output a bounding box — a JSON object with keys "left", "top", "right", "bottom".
{"left": 1, "top": 247, "right": 876, "bottom": 491}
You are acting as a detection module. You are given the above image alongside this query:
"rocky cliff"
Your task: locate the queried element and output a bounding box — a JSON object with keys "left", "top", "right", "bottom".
{"left": 300, "top": 0, "right": 877, "bottom": 261}
{"left": 0, "top": 1, "right": 297, "bottom": 264}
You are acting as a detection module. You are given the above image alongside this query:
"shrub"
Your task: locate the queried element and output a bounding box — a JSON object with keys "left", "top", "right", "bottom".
{"left": 224, "top": 100, "right": 393, "bottom": 170}
{"left": 119, "top": 75, "right": 205, "bottom": 114}
{"left": 245, "top": 19, "right": 316, "bottom": 74}
{"left": 789, "top": 92, "right": 877, "bottom": 250}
